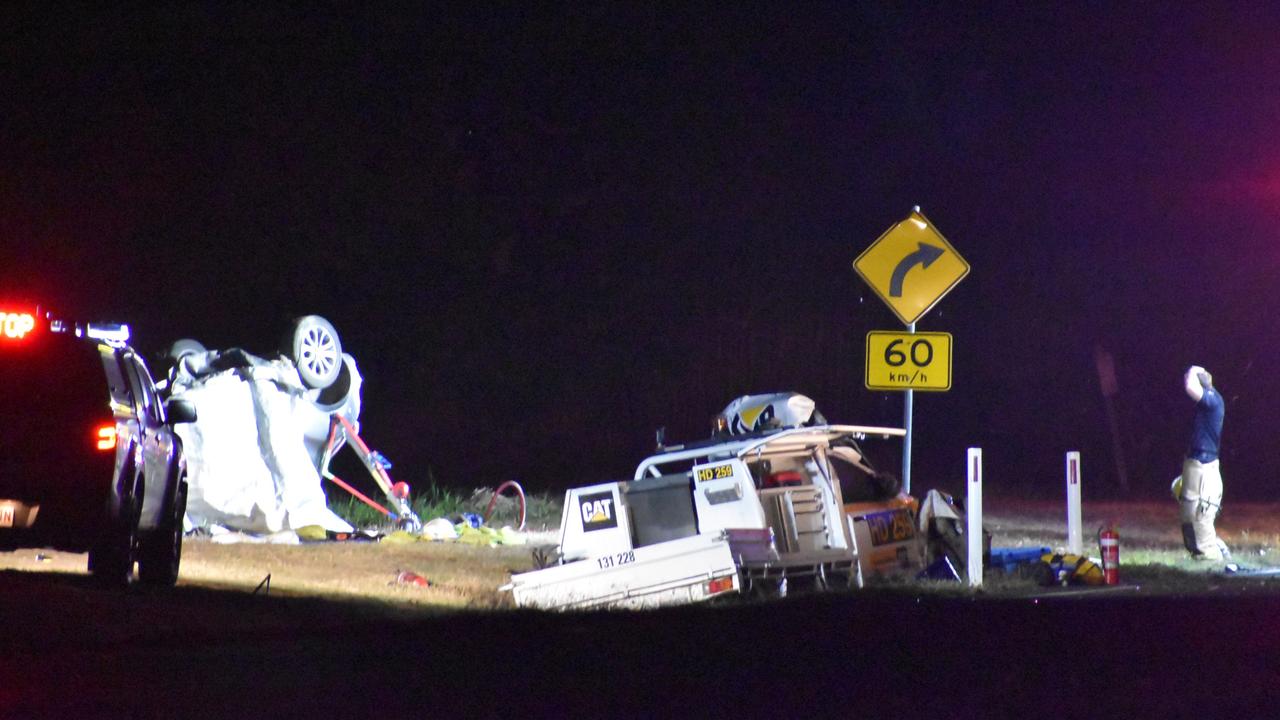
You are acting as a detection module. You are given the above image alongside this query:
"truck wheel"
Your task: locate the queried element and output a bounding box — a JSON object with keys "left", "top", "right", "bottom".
{"left": 283, "top": 316, "right": 342, "bottom": 389}
{"left": 139, "top": 480, "right": 187, "bottom": 587}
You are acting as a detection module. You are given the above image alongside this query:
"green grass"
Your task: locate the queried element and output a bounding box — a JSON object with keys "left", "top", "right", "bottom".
{"left": 411, "top": 483, "right": 471, "bottom": 522}
{"left": 326, "top": 495, "right": 386, "bottom": 528}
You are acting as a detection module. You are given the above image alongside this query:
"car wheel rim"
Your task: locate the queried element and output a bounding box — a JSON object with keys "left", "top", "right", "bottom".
{"left": 299, "top": 326, "right": 338, "bottom": 379}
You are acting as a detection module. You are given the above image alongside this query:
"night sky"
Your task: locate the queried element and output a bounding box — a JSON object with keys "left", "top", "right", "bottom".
{"left": 3, "top": 4, "right": 1279, "bottom": 499}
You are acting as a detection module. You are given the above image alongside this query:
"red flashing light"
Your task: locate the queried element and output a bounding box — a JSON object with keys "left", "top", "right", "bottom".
{"left": 95, "top": 424, "right": 116, "bottom": 451}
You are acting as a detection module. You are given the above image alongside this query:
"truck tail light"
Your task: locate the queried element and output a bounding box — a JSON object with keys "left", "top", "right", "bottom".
{"left": 705, "top": 576, "right": 735, "bottom": 595}
{"left": 95, "top": 424, "right": 116, "bottom": 451}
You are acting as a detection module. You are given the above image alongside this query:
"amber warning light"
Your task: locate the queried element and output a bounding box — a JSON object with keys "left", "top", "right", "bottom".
{"left": 0, "top": 312, "right": 36, "bottom": 339}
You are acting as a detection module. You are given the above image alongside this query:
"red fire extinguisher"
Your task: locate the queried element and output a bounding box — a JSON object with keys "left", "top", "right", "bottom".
{"left": 1098, "top": 526, "right": 1120, "bottom": 585}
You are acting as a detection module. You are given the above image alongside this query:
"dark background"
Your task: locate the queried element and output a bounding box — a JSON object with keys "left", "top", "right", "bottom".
{"left": 2, "top": 4, "right": 1277, "bottom": 498}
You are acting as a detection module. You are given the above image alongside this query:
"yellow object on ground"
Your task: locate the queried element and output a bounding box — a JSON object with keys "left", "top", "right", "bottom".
{"left": 1037, "top": 552, "right": 1104, "bottom": 586}
{"left": 381, "top": 530, "right": 422, "bottom": 545}
{"left": 454, "top": 524, "right": 501, "bottom": 546}
{"left": 295, "top": 525, "right": 328, "bottom": 542}
{"left": 452, "top": 523, "right": 528, "bottom": 546}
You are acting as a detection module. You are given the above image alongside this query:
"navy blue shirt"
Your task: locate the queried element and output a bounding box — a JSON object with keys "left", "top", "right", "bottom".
{"left": 1187, "top": 387, "right": 1224, "bottom": 463}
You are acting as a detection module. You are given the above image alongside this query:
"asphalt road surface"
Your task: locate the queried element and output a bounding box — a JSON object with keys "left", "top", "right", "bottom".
{"left": 2, "top": 566, "right": 1278, "bottom": 719}
{"left": 5, "top": 500, "right": 1280, "bottom": 718}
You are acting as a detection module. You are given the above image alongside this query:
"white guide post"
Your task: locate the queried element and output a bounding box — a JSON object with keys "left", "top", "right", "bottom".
{"left": 966, "top": 447, "right": 983, "bottom": 587}
{"left": 1066, "top": 451, "right": 1082, "bottom": 555}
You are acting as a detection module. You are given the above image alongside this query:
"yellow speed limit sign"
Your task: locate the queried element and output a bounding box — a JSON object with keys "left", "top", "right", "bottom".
{"left": 865, "top": 331, "right": 952, "bottom": 391}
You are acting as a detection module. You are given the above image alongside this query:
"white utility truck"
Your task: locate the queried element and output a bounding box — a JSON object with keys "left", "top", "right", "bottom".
{"left": 504, "top": 423, "right": 925, "bottom": 610}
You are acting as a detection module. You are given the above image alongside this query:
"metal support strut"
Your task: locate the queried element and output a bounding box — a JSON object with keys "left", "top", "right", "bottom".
{"left": 319, "top": 416, "right": 422, "bottom": 531}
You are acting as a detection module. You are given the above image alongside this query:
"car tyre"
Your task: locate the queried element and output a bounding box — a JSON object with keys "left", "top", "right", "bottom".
{"left": 167, "top": 338, "right": 206, "bottom": 362}
{"left": 90, "top": 464, "right": 144, "bottom": 587}
{"left": 138, "top": 479, "right": 188, "bottom": 587}
{"left": 89, "top": 526, "right": 136, "bottom": 587}
{"left": 283, "top": 315, "right": 342, "bottom": 389}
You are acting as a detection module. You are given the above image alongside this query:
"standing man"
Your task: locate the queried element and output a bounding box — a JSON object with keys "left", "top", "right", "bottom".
{"left": 1179, "top": 365, "right": 1229, "bottom": 560}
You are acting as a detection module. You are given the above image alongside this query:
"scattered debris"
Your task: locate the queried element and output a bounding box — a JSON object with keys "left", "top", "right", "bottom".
{"left": 422, "top": 517, "right": 458, "bottom": 541}
{"left": 918, "top": 489, "right": 991, "bottom": 575}
{"left": 988, "top": 547, "right": 1051, "bottom": 575}
{"left": 455, "top": 512, "right": 483, "bottom": 529}
{"left": 209, "top": 527, "right": 301, "bottom": 545}
{"left": 456, "top": 524, "right": 526, "bottom": 547}
{"left": 395, "top": 571, "right": 430, "bottom": 587}
{"left": 381, "top": 522, "right": 526, "bottom": 546}
{"left": 1032, "top": 552, "right": 1105, "bottom": 587}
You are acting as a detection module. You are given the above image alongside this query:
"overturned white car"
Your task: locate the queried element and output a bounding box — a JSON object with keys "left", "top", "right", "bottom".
{"left": 161, "top": 316, "right": 364, "bottom": 535}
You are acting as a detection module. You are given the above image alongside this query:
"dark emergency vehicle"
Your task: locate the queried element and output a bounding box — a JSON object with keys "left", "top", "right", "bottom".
{"left": 0, "top": 308, "right": 195, "bottom": 585}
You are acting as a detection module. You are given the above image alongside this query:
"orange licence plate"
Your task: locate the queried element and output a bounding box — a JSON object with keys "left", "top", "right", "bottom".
{"left": 863, "top": 509, "right": 916, "bottom": 547}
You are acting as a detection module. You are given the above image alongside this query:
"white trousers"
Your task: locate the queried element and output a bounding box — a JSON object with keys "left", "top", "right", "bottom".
{"left": 1179, "top": 458, "right": 1228, "bottom": 559}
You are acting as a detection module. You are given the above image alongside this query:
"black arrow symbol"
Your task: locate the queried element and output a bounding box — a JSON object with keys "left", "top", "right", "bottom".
{"left": 889, "top": 242, "right": 945, "bottom": 297}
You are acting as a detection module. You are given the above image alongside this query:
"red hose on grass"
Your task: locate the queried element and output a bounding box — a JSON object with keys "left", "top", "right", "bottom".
{"left": 326, "top": 473, "right": 393, "bottom": 518}
{"left": 484, "top": 480, "right": 526, "bottom": 531}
